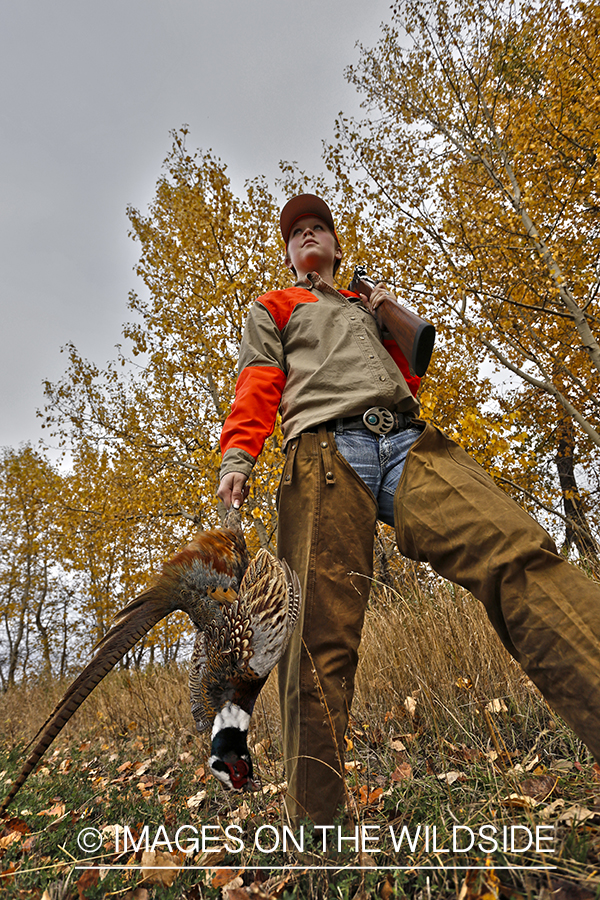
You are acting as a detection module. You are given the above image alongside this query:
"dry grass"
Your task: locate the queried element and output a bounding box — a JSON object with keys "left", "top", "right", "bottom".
{"left": 0, "top": 562, "right": 569, "bottom": 771}
{"left": 1, "top": 564, "right": 547, "bottom": 761}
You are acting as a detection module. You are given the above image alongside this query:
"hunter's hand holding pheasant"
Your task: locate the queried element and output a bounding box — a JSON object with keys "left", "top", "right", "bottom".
{"left": 0, "top": 510, "right": 301, "bottom": 813}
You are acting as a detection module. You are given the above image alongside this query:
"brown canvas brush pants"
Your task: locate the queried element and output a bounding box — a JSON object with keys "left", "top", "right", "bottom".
{"left": 277, "top": 422, "right": 600, "bottom": 826}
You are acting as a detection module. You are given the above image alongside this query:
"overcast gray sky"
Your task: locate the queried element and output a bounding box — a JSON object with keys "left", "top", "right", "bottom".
{"left": 1, "top": 0, "right": 393, "bottom": 450}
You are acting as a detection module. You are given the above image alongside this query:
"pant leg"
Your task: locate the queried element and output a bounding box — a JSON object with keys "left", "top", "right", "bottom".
{"left": 277, "top": 429, "right": 378, "bottom": 825}
{"left": 394, "top": 422, "right": 600, "bottom": 757}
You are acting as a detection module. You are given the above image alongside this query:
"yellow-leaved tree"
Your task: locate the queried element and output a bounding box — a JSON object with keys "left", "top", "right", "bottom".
{"left": 41, "top": 133, "right": 290, "bottom": 664}
{"left": 325, "top": 0, "right": 600, "bottom": 560}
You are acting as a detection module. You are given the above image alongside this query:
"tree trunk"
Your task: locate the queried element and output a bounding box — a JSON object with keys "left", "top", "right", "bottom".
{"left": 556, "top": 419, "right": 598, "bottom": 565}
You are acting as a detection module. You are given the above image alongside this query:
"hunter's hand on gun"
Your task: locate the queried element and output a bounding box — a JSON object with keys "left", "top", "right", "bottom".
{"left": 360, "top": 282, "right": 399, "bottom": 315}
{"left": 349, "top": 266, "right": 435, "bottom": 377}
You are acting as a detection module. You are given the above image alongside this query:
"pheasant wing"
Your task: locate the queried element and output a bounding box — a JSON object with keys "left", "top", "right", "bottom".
{"left": 237, "top": 549, "right": 302, "bottom": 679}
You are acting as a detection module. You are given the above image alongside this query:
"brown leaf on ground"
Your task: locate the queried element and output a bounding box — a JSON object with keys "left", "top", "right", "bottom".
{"left": 22, "top": 834, "right": 38, "bottom": 852}
{"left": 379, "top": 874, "right": 395, "bottom": 899}
{"left": 358, "top": 785, "right": 384, "bottom": 806}
{"left": 519, "top": 774, "right": 558, "bottom": 801}
{"left": 391, "top": 762, "right": 412, "bottom": 782}
{"left": 502, "top": 793, "right": 538, "bottom": 809}
{"left": 76, "top": 868, "right": 99, "bottom": 900}
{"left": 0, "top": 831, "right": 23, "bottom": 851}
{"left": 437, "top": 771, "right": 467, "bottom": 785}
{"left": 140, "top": 849, "right": 180, "bottom": 886}
{"left": 37, "top": 803, "right": 66, "bottom": 818}
{"left": 211, "top": 868, "right": 243, "bottom": 888}
{"left": 1, "top": 817, "right": 30, "bottom": 835}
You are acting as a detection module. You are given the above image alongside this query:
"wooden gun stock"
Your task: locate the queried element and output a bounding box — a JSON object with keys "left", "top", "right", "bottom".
{"left": 348, "top": 266, "right": 435, "bottom": 378}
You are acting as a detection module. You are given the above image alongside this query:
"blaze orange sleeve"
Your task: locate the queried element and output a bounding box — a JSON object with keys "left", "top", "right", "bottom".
{"left": 220, "top": 365, "right": 287, "bottom": 461}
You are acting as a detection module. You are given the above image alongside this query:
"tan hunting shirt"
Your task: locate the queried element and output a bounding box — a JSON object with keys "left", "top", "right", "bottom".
{"left": 220, "top": 272, "right": 420, "bottom": 479}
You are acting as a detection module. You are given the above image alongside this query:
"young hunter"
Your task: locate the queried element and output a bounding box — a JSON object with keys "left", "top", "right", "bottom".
{"left": 217, "top": 193, "right": 600, "bottom": 826}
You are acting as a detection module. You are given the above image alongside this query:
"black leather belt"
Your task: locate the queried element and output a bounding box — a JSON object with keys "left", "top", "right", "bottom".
{"left": 322, "top": 407, "right": 415, "bottom": 436}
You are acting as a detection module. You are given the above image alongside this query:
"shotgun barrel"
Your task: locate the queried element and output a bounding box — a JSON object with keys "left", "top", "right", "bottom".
{"left": 348, "top": 266, "right": 435, "bottom": 378}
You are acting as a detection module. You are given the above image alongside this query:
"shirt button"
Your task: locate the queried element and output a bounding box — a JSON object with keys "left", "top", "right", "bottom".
{"left": 379, "top": 375, "right": 386, "bottom": 381}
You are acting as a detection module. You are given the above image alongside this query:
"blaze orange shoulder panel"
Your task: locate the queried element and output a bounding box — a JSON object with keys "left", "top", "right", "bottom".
{"left": 257, "top": 288, "right": 319, "bottom": 332}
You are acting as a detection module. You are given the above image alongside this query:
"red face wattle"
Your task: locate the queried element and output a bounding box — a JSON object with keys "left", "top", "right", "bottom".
{"left": 226, "top": 758, "right": 250, "bottom": 790}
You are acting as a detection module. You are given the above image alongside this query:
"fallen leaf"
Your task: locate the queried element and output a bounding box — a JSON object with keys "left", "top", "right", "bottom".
{"left": 194, "top": 845, "right": 229, "bottom": 867}
{"left": 437, "top": 771, "right": 467, "bottom": 785}
{"left": 391, "top": 763, "right": 413, "bottom": 782}
{"left": 390, "top": 739, "right": 406, "bottom": 752}
{"left": 2, "top": 816, "right": 30, "bottom": 834}
{"left": 557, "top": 804, "right": 597, "bottom": 825}
{"left": 519, "top": 775, "right": 558, "bottom": 801}
{"left": 485, "top": 698, "right": 508, "bottom": 714}
{"left": 140, "top": 849, "right": 180, "bottom": 886}
{"left": 186, "top": 790, "right": 207, "bottom": 810}
{"left": 551, "top": 759, "right": 573, "bottom": 772}
{"left": 404, "top": 696, "right": 417, "bottom": 717}
{"left": 37, "top": 803, "right": 66, "bottom": 818}
{"left": 540, "top": 798, "right": 565, "bottom": 819}
{"left": 0, "top": 832, "right": 23, "bottom": 851}
{"left": 0, "top": 863, "right": 20, "bottom": 886}
{"left": 502, "top": 793, "right": 538, "bottom": 809}
{"left": 211, "top": 869, "right": 243, "bottom": 888}
{"left": 379, "top": 875, "right": 395, "bottom": 899}
{"left": 358, "top": 786, "right": 384, "bottom": 806}
{"left": 77, "top": 868, "right": 99, "bottom": 899}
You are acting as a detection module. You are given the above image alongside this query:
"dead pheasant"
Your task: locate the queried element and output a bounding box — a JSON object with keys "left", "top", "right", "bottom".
{"left": 0, "top": 510, "right": 301, "bottom": 813}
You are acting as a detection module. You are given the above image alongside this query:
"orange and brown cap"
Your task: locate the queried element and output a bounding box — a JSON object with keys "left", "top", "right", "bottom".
{"left": 280, "top": 194, "right": 339, "bottom": 245}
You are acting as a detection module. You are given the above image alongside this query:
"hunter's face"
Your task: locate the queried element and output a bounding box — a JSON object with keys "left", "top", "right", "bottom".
{"left": 285, "top": 216, "right": 341, "bottom": 279}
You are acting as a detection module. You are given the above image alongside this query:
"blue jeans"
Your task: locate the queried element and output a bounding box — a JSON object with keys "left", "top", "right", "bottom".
{"left": 333, "top": 425, "right": 423, "bottom": 526}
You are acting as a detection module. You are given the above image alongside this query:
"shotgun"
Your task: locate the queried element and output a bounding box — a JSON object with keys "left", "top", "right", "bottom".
{"left": 348, "top": 266, "right": 436, "bottom": 377}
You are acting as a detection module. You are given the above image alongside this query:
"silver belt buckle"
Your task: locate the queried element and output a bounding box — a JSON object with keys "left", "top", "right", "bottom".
{"left": 362, "top": 407, "right": 394, "bottom": 435}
